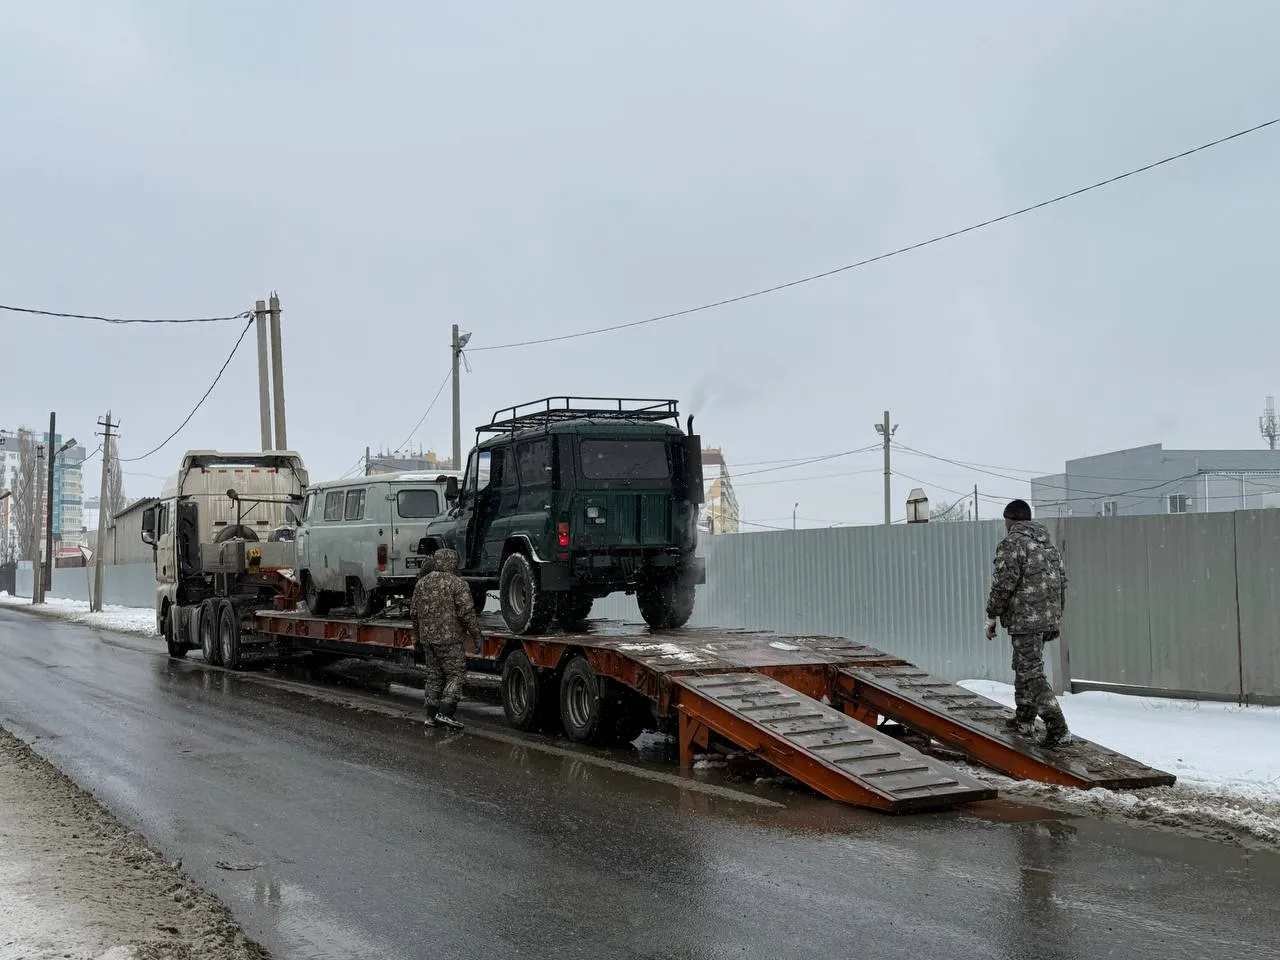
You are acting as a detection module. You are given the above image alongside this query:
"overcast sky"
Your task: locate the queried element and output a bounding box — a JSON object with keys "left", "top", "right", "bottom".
{"left": 3, "top": 1, "right": 1279, "bottom": 527}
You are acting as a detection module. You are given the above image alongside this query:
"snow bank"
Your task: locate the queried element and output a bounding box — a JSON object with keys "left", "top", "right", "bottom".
{"left": 959, "top": 679, "right": 1280, "bottom": 805}
{"left": 0, "top": 594, "right": 156, "bottom": 637}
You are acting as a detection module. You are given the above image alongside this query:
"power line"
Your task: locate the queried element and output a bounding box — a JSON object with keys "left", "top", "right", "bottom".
{"left": 733, "top": 445, "right": 880, "bottom": 479}
{"left": 0, "top": 303, "right": 251, "bottom": 325}
{"left": 733, "top": 466, "right": 882, "bottom": 488}
{"left": 119, "top": 317, "right": 255, "bottom": 463}
{"left": 393, "top": 369, "right": 453, "bottom": 457}
{"left": 469, "top": 114, "right": 1280, "bottom": 353}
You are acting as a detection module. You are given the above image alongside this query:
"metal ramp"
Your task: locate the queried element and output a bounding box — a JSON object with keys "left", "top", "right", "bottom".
{"left": 836, "top": 666, "right": 1176, "bottom": 791}
{"left": 673, "top": 673, "right": 996, "bottom": 813}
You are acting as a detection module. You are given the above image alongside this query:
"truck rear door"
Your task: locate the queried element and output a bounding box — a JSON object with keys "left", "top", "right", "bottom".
{"left": 575, "top": 437, "right": 673, "bottom": 548}
{"left": 391, "top": 484, "right": 444, "bottom": 577}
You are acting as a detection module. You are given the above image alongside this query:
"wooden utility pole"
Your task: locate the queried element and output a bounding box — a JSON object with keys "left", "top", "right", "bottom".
{"left": 92, "top": 413, "right": 118, "bottom": 613}
{"left": 974, "top": 484, "right": 980, "bottom": 521}
{"left": 255, "top": 299, "right": 272, "bottom": 450}
{"left": 269, "top": 292, "right": 287, "bottom": 450}
{"left": 451, "top": 324, "right": 462, "bottom": 471}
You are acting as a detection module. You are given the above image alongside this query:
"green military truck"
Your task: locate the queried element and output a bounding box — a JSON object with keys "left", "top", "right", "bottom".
{"left": 421, "top": 397, "right": 706, "bottom": 634}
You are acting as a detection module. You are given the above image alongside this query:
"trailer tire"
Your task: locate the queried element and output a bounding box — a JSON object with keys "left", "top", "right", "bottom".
{"left": 499, "top": 552, "right": 556, "bottom": 635}
{"left": 218, "top": 599, "right": 243, "bottom": 671}
{"left": 555, "top": 592, "right": 593, "bottom": 627}
{"left": 199, "top": 600, "right": 222, "bottom": 666}
{"left": 163, "top": 609, "right": 187, "bottom": 659}
{"left": 559, "top": 656, "right": 619, "bottom": 746}
{"left": 637, "top": 579, "right": 696, "bottom": 630}
{"left": 350, "top": 579, "right": 383, "bottom": 619}
{"left": 303, "top": 573, "right": 332, "bottom": 616}
{"left": 501, "top": 649, "right": 555, "bottom": 732}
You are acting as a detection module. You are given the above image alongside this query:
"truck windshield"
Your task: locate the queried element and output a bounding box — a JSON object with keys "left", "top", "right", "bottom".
{"left": 579, "top": 440, "right": 670, "bottom": 481}
{"left": 396, "top": 489, "right": 441, "bottom": 518}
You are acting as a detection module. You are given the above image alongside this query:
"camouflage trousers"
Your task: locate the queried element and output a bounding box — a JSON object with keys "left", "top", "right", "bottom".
{"left": 1011, "top": 633, "right": 1066, "bottom": 731}
{"left": 422, "top": 639, "right": 466, "bottom": 711}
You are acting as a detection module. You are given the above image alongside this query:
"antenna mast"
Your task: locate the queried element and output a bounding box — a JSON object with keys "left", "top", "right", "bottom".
{"left": 1260, "top": 396, "right": 1279, "bottom": 451}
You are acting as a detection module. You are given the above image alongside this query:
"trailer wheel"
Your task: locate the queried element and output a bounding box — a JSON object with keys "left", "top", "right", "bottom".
{"left": 499, "top": 552, "right": 556, "bottom": 635}
{"left": 555, "top": 592, "right": 594, "bottom": 627}
{"left": 350, "top": 579, "right": 383, "bottom": 619}
{"left": 638, "top": 579, "right": 696, "bottom": 630}
{"left": 559, "top": 656, "right": 622, "bottom": 746}
{"left": 303, "top": 573, "right": 332, "bottom": 616}
{"left": 218, "top": 599, "right": 242, "bottom": 671}
{"left": 501, "top": 649, "right": 555, "bottom": 732}
{"left": 199, "top": 600, "right": 222, "bottom": 666}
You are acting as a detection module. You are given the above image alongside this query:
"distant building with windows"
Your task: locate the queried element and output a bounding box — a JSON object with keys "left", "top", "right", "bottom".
{"left": 364, "top": 447, "right": 457, "bottom": 476}
{"left": 700, "top": 448, "right": 740, "bottom": 534}
{"left": 1031, "top": 444, "right": 1280, "bottom": 518}
{"left": 0, "top": 429, "right": 85, "bottom": 558}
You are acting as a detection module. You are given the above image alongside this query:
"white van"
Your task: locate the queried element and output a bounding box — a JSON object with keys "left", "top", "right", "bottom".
{"left": 293, "top": 471, "right": 456, "bottom": 618}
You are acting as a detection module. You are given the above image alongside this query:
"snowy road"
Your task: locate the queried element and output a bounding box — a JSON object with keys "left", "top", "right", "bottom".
{"left": 2, "top": 605, "right": 1280, "bottom": 960}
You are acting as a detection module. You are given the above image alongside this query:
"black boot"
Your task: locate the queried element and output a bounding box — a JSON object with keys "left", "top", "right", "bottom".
{"left": 434, "top": 701, "right": 464, "bottom": 730}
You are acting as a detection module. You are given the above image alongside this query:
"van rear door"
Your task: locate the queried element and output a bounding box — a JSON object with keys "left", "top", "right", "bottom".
{"left": 574, "top": 437, "right": 673, "bottom": 548}
{"left": 391, "top": 485, "right": 444, "bottom": 577}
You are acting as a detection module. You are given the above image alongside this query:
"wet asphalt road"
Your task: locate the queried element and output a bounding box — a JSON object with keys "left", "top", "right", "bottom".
{"left": 2, "top": 607, "right": 1278, "bottom": 960}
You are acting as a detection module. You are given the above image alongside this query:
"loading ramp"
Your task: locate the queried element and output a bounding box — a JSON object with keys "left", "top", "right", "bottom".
{"left": 673, "top": 673, "right": 996, "bottom": 812}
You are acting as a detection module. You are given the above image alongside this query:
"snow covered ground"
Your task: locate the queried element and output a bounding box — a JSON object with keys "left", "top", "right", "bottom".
{"left": 959, "top": 679, "right": 1280, "bottom": 805}
{"left": 0, "top": 593, "right": 156, "bottom": 637}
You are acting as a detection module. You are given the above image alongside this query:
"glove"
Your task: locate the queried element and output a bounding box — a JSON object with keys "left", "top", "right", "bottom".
{"left": 985, "top": 618, "right": 998, "bottom": 641}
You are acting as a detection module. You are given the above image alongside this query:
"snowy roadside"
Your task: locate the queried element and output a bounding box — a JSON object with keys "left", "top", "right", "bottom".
{"left": 957, "top": 679, "right": 1280, "bottom": 849}
{"left": 0, "top": 593, "right": 156, "bottom": 637}
{"left": 0, "top": 725, "right": 268, "bottom": 960}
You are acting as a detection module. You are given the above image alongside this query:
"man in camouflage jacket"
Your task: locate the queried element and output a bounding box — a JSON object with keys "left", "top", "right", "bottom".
{"left": 985, "top": 499, "right": 1071, "bottom": 748}
{"left": 411, "top": 548, "right": 481, "bottom": 729}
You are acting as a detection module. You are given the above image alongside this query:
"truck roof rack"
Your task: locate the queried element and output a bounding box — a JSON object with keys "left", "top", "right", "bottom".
{"left": 480, "top": 397, "right": 680, "bottom": 435}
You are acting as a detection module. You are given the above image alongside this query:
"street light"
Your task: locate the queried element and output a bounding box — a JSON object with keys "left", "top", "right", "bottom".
{"left": 793, "top": 502, "right": 799, "bottom": 531}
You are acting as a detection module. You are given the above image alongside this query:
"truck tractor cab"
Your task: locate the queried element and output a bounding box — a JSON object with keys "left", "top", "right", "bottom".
{"left": 422, "top": 397, "right": 706, "bottom": 634}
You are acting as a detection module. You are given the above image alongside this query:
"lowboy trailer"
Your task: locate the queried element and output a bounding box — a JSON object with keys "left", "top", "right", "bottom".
{"left": 205, "top": 594, "right": 1175, "bottom": 815}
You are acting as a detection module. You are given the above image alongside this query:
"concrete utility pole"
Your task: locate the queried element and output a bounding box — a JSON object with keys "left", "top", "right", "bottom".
{"left": 255, "top": 299, "right": 272, "bottom": 450}
{"left": 451, "top": 324, "right": 472, "bottom": 471}
{"left": 31, "top": 442, "right": 44, "bottom": 603}
{"left": 92, "top": 413, "right": 118, "bottom": 613}
{"left": 974, "top": 484, "right": 980, "bottom": 521}
{"left": 42, "top": 412, "right": 56, "bottom": 596}
{"left": 873, "top": 410, "right": 898, "bottom": 526}
{"left": 269, "top": 291, "right": 287, "bottom": 450}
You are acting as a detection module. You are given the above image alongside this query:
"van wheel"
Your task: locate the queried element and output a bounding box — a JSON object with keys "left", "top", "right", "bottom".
{"left": 556, "top": 592, "right": 594, "bottom": 627}
{"left": 501, "top": 649, "right": 556, "bottom": 732}
{"left": 499, "top": 553, "right": 556, "bottom": 635}
{"left": 350, "top": 580, "right": 383, "bottom": 619}
{"left": 638, "top": 579, "right": 696, "bottom": 630}
{"left": 199, "top": 600, "right": 222, "bottom": 665}
{"left": 218, "top": 599, "right": 242, "bottom": 671}
{"left": 303, "top": 574, "right": 332, "bottom": 616}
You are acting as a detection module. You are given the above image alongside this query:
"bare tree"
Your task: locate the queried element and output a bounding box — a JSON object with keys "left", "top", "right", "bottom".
{"left": 929, "top": 498, "right": 970, "bottom": 522}
{"left": 104, "top": 437, "right": 128, "bottom": 524}
{"left": 7, "top": 429, "right": 42, "bottom": 560}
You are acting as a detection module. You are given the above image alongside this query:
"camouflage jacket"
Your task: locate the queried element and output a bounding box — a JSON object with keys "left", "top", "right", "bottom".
{"left": 410, "top": 548, "right": 481, "bottom": 648}
{"left": 985, "top": 520, "right": 1068, "bottom": 636}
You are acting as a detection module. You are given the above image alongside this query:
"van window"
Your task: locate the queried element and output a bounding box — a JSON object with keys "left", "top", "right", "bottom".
{"left": 323, "top": 491, "right": 345, "bottom": 521}
{"left": 466, "top": 450, "right": 493, "bottom": 496}
{"left": 516, "top": 438, "right": 552, "bottom": 486}
{"left": 302, "top": 492, "right": 316, "bottom": 522}
{"left": 344, "top": 489, "right": 366, "bottom": 521}
{"left": 579, "top": 440, "right": 670, "bottom": 481}
{"left": 396, "top": 489, "right": 441, "bottom": 518}
{"left": 492, "top": 448, "right": 517, "bottom": 493}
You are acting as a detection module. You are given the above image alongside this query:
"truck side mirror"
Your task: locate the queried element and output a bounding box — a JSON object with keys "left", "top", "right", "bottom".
{"left": 445, "top": 476, "right": 460, "bottom": 502}
{"left": 141, "top": 506, "right": 156, "bottom": 545}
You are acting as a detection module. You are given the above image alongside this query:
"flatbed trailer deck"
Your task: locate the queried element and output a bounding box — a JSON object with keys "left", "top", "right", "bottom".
{"left": 236, "top": 607, "right": 1175, "bottom": 813}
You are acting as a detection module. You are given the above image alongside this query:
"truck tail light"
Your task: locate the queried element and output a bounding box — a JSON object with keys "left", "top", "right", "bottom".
{"left": 377, "top": 544, "right": 388, "bottom": 571}
{"left": 557, "top": 522, "right": 570, "bottom": 548}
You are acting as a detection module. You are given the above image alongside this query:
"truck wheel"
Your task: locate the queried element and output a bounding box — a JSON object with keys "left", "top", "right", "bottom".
{"left": 303, "top": 573, "right": 332, "bottom": 616}
{"left": 638, "top": 580, "right": 696, "bottom": 630}
{"left": 501, "top": 649, "right": 554, "bottom": 731}
{"left": 559, "top": 656, "right": 619, "bottom": 746}
{"left": 499, "top": 553, "right": 556, "bottom": 635}
{"left": 163, "top": 609, "right": 187, "bottom": 659}
{"left": 218, "top": 599, "right": 242, "bottom": 671}
{"left": 199, "top": 600, "right": 222, "bottom": 666}
{"left": 350, "top": 580, "right": 383, "bottom": 619}
{"left": 470, "top": 584, "right": 488, "bottom": 616}
{"left": 555, "top": 592, "right": 593, "bottom": 627}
